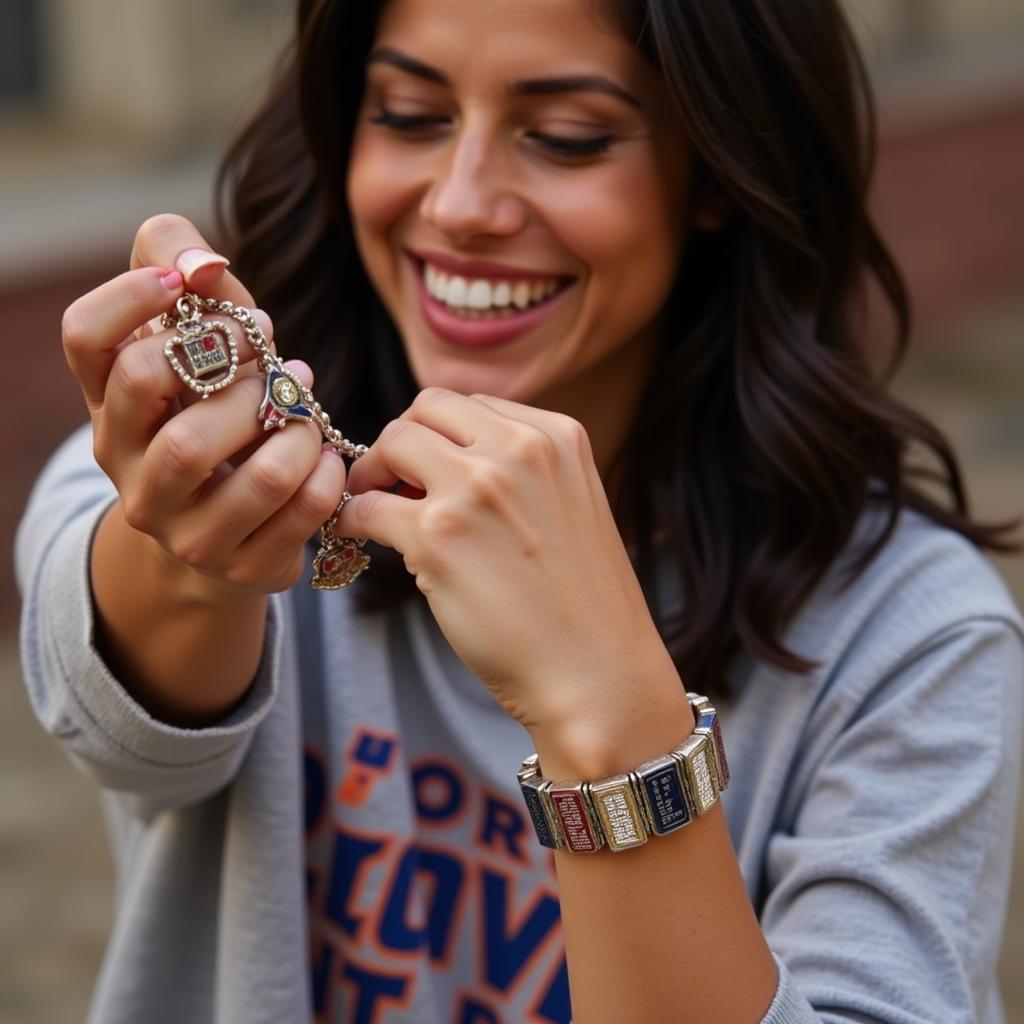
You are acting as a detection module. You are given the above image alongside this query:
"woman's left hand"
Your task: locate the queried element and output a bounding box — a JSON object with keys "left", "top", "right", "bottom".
{"left": 337, "top": 387, "right": 676, "bottom": 743}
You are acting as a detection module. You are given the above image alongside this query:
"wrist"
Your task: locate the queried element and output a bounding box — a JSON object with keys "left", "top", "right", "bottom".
{"left": 92, "top": 502, "right": 269, "bottom": 727}
{"left": 526, "top": 654, "right": 695, "bottom": 781}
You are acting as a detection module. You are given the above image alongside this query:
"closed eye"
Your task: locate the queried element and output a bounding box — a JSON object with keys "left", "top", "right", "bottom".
{"left": 369, "top": 110, "right": 446, "bottom": 132}
{"left": 528, "top": 132, "right": 614, "bottom": 158}
{"left": 370, "top": 109, "right": 615, "bottom": 160}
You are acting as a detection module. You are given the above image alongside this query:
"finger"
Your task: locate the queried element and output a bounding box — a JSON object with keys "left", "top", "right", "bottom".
{"left": 398, "top": 387, "right": 483, "bottom": 445}
{"left": 137, "top": 356, "right": 308, "bottom": 513}
{"left": 62, "top": 266, "right": 185, "bottom": 409}
{"left": 129, "top": 213, "right": 251, "bottom": 305}
{"left": 100, "top": 310, "right": 276, "bottom": 454}
{"left": 235, "top": 447, "right": 348, "bottom": 573}
{"left": 169, "top": 418, "right": 327, "bottom": 563}
{"left": 345, "top": 419, "right": 463, "bottom": 497}
{"left": 335, "top": 489, "right": 417, "bottom": 553}
{"left": 470, "top": 392, "right": 595, "bottom": 462}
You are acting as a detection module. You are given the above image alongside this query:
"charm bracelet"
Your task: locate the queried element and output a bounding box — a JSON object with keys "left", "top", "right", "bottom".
{"left": 161, "top": 292, "right": 370, "bottom": 589}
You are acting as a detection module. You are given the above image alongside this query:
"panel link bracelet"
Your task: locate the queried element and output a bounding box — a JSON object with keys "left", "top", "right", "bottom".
{"left": 517, "top": 692, "right": 730, "bottom": 853}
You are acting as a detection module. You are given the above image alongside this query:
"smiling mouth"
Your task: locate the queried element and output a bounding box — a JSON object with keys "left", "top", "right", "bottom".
{"left": 414, "top": 258, "right": 573, "bottom": 320}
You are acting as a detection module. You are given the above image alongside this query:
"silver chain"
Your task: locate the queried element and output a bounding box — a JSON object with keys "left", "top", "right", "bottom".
{"left": 161, "top": 292, "right": 372, "bottom": 589}
{"left": 162, "top": 293, "right": 368, "bottom": 459}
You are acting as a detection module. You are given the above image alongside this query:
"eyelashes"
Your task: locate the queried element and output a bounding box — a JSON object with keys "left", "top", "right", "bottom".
{"left": 369, "top": 110, "right": 442, "bottom": 132}
{"left": 368, "top": 109, "right": 615, "bottom": 159}
{"left": 529, "top": 132, "right": 614, "bottom": 157}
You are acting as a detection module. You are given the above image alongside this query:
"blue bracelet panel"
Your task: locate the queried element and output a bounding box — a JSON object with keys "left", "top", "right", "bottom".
{"left": 637, "top": 760, "right": 691, "bottom": 835}
{"left": 520, "top": 781, "right": 559, "bottom": 849}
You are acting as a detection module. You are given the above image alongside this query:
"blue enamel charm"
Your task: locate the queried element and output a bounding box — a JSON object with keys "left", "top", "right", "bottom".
{"left": 259, "top": 370, "right": 314, "bottom": 430}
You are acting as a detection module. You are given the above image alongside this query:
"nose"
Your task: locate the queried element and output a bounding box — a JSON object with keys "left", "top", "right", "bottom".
{"left": 419, "top": 126, "right": 527, "bottom": 244}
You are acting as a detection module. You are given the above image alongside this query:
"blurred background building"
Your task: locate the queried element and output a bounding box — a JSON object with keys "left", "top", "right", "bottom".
{"left": 2, "top": 1, "right": 1022, "bottom": 1021}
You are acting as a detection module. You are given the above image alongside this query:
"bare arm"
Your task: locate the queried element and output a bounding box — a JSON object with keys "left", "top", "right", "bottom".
{"left": 531, "top": 658, "right": 777, "bottom": 1023}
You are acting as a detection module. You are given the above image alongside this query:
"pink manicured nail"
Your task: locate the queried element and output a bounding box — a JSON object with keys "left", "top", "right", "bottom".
{"left": 176, "top": 248, "right": 230, "bottom": 278}
{"left": 159, "top": 269, "right": 183, "bottom": 291}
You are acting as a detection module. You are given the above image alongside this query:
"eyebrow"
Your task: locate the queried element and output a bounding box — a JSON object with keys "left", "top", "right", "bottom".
{"left": 366, "top": 47, "right": 642, "bottom": 109}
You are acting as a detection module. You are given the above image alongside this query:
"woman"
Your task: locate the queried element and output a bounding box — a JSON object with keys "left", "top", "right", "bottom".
{"left": 16, "top": 0, "right": 1022, "bottom": 1021}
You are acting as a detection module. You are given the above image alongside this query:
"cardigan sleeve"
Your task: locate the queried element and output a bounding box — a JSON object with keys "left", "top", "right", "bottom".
{"left": 16, "top": 424, "right": 283, "bottom": 820}
{"left": 756, "top": 616, "right": 1024, "bottom": 1023}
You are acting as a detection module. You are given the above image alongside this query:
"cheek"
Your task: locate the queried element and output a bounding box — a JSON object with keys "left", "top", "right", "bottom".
{"left": 549, "top": 160, "right": 688, "bottom": 324}
{"left": 347, "top": 130, "right": 422, "bottom": 244}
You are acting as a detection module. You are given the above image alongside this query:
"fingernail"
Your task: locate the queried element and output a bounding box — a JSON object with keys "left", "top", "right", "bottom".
{"left": 176, "top": 248, "right": 230, "bottom": 278}
{"left": 159, "top": 269, "right": 183, "bottom": 291}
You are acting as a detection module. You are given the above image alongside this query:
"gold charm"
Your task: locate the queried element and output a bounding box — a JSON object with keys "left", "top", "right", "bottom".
{"left": 310, "top": 491, "right": 370, "bottom": 589}
{"left": 311, "top": 538, "right": 371, "bottom": 590}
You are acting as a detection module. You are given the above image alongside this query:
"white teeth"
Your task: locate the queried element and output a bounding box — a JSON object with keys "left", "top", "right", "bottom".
{"left": 467, "top": 280, "right": 491, "bottom": 309}
{"left": 422, "top": 261, "right": 562, "bottom": 315}
{"left": 446, "top": 276, "right": 468, "bottom": 306}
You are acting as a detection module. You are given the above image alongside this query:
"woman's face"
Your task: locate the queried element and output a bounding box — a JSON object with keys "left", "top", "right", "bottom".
{"left": 347, "top": 0, "right": 694, "bottom": 419}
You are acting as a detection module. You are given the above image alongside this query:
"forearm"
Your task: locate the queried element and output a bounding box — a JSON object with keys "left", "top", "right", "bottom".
{"left": 91, "top": 500, "right": 269, "bottom": 727}
{"left": 531, "top": 649, "right": 778, "bottom": 1023}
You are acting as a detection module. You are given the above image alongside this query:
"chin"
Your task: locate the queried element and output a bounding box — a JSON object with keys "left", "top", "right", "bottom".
{"left": 400, "top": 345, "right": 538, "bottom": 405}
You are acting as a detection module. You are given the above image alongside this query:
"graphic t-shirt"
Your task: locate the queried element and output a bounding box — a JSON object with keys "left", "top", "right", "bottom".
{"left": 301, "top": 592, "right": 571, "bottom": 1024}
{"left": 17, "top": 426, "right": 1024, "bottom": 1024}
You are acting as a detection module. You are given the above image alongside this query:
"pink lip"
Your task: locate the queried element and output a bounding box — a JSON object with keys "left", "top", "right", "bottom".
{"left": 409, "top": 256, "right": 575, "bottom": 349}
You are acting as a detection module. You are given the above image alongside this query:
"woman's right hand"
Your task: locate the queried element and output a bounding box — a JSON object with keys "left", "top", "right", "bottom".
{"left": 61, "top": 213, "right": 347, "bottom": 599}
{"left": 58, "top": 214, "right": 347, "bottom": 723}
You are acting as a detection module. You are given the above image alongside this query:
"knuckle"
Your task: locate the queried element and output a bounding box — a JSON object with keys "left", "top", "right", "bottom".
{"left": 247, "top": 454, "right": 299, "bottom": 505}
{"left": 554, "top": 413, "right": 590, "bottom": 451}
{"left": 167, "top": 531, "right": 208, "bottom": 571}
{"left": 379, "top": 418, "right": 413, "bottom": 444}
{"left": 508, "top": 427, "right": 558, "bottom": 469}
{"left": 465, "top": 459, "right": 513, "bottom": 505}
{"left": 414, "top": 386, "right": 451, "bottom": 407}
{"left": 119, "top": 490, "right": 153, "bottom": 534}
{"left": 91, "top": 424, "right": 116, "bottom": 475}
{"left": 293, "top": 477, "right": 338, "bottom": 525}
{"left": 158, "top": 417, "right": 208, "bottom": 477}
{"left": 418, "top": 498, "right": 468, "bottom": 541}
{"left": 555, "top": 418, "right": 592, "bottom": 464}
{"left": 111, "top": 341, "right": 162, "bottom": 399}
{"left": 223, "top": 559, "right": 261, "bottom": 591}
{"left": 60, "top": 301, "right": 91, "bottom": 354}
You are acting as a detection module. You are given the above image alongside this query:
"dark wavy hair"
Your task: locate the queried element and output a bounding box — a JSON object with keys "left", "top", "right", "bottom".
{"left": 216, "top": 0, "right": 1014, "bottom": 693}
